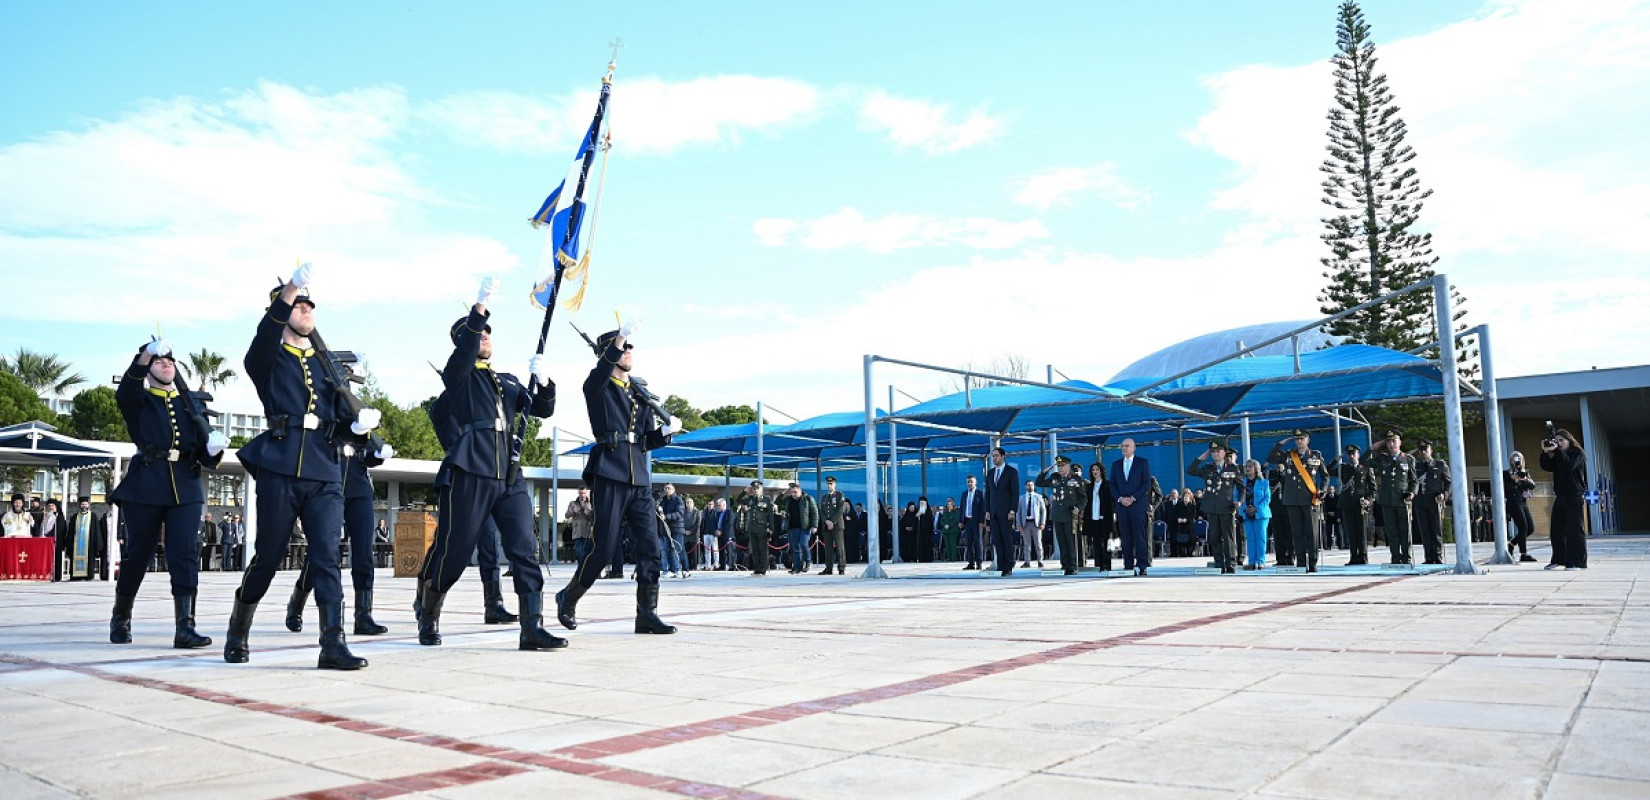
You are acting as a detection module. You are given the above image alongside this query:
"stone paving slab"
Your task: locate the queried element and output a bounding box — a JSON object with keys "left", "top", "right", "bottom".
{"left": 1, "top": 539, "right": 1647, "bottom": 799}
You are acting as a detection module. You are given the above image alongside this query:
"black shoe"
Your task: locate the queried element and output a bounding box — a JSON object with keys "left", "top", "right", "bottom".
{"left": 110, "top": 593, "right": 135, "bottom": 644}
{"left": 353, "top": 589, "right": 387, "bottom": 636}
{"left": 317, "top": 602, "right": 368, "bottom": 670}
{"left": 964, "top": 562, "right": 977, "bottom": 570}
{"left": 836, "top": 565, "right": 845, "bottom": 575}
{"left": 1307, "top": 566, "right": 1318, "bottom": 573}
{"left": 285, "top": 581, "right": 311, "bottom": 633}
{"left": 1064, "top": 569, "right": 1076, "bottom": 576}
{"left": 1021, "top": 562, "right": 1031, "bottom": 568}
{"left": 483, "top": 577, "right": 518, "bottom": 624}
{"left": 417, "top": 579, "right": 446, "bottom": 646}
{"left": 223, "top": 592, "right": 256, "bottom": 664}
{"left": 603, "top": 569, "right": 623, "bottom": 579}
{"left": 172, "top": 594, "right": 212, "bottom": 649}
{"left": 555, "top": 582, "right": 587, "bottom": 630}
{"left": 518, "top": 594, "right": 569, "bottom": 650}
{"left": 1519, "top": 554, "right": 1536, "bottom": 562}
{"left": 634, "top": 583, "right": 677, "bottom": 634}
{"left": 818, "top": 565, "right": 833, "bottom": 575}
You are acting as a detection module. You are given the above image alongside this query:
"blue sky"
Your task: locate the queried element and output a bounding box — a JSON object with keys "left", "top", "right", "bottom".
{"left": 2, "top": 0, "right": 1646, "bottom": 438}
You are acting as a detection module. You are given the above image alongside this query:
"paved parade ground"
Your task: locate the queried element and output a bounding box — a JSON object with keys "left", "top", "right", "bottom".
{"left": 3, "top": 538, "right": 1648, "bottom": 800}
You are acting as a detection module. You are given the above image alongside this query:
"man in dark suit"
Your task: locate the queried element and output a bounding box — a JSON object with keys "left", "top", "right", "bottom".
{"left": 1109, "top": 438, "right": 1153, "bottom": 575}
{"left": 981, "top": 447, "right": 1019, "bottom": 575}
{"left": 958, "top": 475, "right": 986, "bottom": 569}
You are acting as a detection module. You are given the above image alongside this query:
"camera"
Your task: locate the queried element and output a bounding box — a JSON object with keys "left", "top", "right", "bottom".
{"left": 1541, "top": 420, "right": 1558, "bottom": 449}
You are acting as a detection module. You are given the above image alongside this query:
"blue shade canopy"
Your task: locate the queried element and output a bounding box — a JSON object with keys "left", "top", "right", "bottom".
{"left": 0, "top": 421, "right": 120, "bottom": 470}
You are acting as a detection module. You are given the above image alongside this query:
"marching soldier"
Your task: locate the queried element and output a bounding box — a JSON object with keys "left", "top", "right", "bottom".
{"left": 736, "top": 481, "right": 776, "bottom": 576}
{"left": 1035, "top": 456, "right": 1086, "bottom": 575}
{"left": 1267, "top": 429, "right": 1328, "bottom": 572}
{"left": 108, "top": 337, "right": 226, "bottom": 648}
{"left": 1330, "top": 444, "right": 1377, "bottom": 566}
{"left": 817, "top": 476, "right": 850, "bottom": 575}
{"left": 226, "top": 265, "right": 376, "bottom": 668}
{"left": 286, "top": 421, "right": 394, "bottom": 636}
{"left": 554, "top": 323, "right": 683, "bottom": 634}
{"left": 1188, "top": 441, "right": 1243, "bottom": 573}
{"left": 416, "top": 277, "right": 562, "bottom": 650}
{"left": 1368, "top": 431, "right": 1418, "bottom": 565}
{"left": 1413, "top": 441, "right": 1452, "bottom": 564}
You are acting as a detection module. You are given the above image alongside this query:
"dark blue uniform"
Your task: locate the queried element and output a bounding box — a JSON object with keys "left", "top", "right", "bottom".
{"left": 292, "top": 444, "right": 381, "bottom": 597}
{"left": 421, "top": 390, "right": 514, "bottom": 624}
{"left": 109, "top": 353, "right": 222, "bottom": 600}
{"left": 420, "top": 307, "right": 554, "bottom": 597}
{"left": 234, "top": 296, "right": 354, "bottom": 609}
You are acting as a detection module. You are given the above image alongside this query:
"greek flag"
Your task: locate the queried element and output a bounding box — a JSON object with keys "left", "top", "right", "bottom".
{"left": 530, "top": 80, "right": 609, "bottom": 310}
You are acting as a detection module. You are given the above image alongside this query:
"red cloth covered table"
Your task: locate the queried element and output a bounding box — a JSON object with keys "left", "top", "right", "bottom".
{"left": 0, "top": 538, "right": 54, "bottom": 580}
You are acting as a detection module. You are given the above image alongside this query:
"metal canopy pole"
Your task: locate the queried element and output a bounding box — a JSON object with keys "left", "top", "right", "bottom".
{"left": 1332, "top": 409, "right": 1343, "bottom": 486}
{"left": 756, "top": 401, "right": 765, "bottom": 489}
{"left": 1435, "top": 274, "right": 1481, "bottom": 575}
{"left": 1478, "top": 325, "right": 1512, "bottom": 565}
{"left": 1241, "top": 415, "right": 1252, "bottom": 465}
{"left": 861, "top": 356, "right": 887, "bottom": 578}
{"left": 888, "top": 385, "right": 901, "bottom": 563}
{"left": 548, "top": 426, "right": 559, "bottom": 564}
{"left": 1176, "top": 425, "right": 1186, "bottom": 492}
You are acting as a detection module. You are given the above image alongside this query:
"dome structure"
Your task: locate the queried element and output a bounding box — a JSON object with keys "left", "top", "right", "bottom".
{"left": 1109, "top": 321, "right": 1341, "bottom": 384}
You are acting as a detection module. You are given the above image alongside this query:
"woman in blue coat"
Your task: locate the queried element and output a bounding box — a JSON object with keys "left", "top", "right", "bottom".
{"left": 1240, "top": 459, "right": 1272, "bottom": 570}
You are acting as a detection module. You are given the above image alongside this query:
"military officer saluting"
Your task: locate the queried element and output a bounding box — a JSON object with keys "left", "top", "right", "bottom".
{"left": 737, "top": 480, "right": 776, "bottom": 576}
{"left": 555, "top": 322, "right": 683, "bottom": 633}
{"left": 1036, "top": 456, "right": 1087, "bottom": 575}
{"left": 1188, "top": 440, "right": 1244, "bottom": 573}
{"left": 417, "top": 277, "right": 562, "bottom": 651}
{"left": 817, "top": 476, "right": 850, "bottom": 576}
{"left": 1267, "top": 429, "right": 1329, "bottom": 572}
{"left": 1412, "top": 441, "right": 1452, "bottom": 565}
{"left": 1330, "top": 444, "right": 1377, "bottom": 566}
{"left": 226, "top": 264, "right": 377, "bottom": 669}
{"left": 1368, "top": 430, "right": 1418, "bottom": 565}
{"left": 107, "top": 337, "right": 227, "bottom": 648}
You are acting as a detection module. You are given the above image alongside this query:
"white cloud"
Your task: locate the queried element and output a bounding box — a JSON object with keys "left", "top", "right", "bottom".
{"left": 859, "top": 91, "right": 1005, "bottom": 154}
{"left": 1011, "top": 162, "right": 1149, "bottom": 211}
{"left": 753, "top": 207, "right": 1048, "bottom": 253}
{"left": 0, "top": 81, "right": 517, "bottom": 325}
{"left": 421, "top": 75, "right": 822, "bottom": 156}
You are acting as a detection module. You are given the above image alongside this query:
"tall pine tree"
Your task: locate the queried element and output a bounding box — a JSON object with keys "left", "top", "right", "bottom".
{"left": 1317, "top": 0, "right": 1468, "bottom": 360}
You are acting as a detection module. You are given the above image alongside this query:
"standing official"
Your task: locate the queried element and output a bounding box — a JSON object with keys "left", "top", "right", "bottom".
{"left": 1109, "top": 439, "right": 1153, "bottom": 576}
{"left": 735, "top": 481, "right": 775, "bottom": 575}
{"left": 416, "top": 278, "right": 562, "bottom": 650}
{"left": 108, "top": 339, "right": 226, "bottom": 647}
{"left": 1035, "top": 458, "right": 1084, "bottom": 575}
{"left": 959, "top": 475, "right": 986, "bottom": 569}
{"left": 555, "top": 325, "right": 682, "bottom": 633}
{"left": 226, "top": 267, "right": 375, "bottom": 669}
{"left": 1412, "top": 442, "right": 1452, "bottom": 564}
{"left": 1369, "top": 431, "right": 1417, "bottom": 565}
{"left": 817, "top": 477, "right": 849, "bottom": 575}
{"left": 286, "top": 432, "right": 394, "bottom": 636}
{"left": 1188, "top": 441, "right": 1243, "bottom": 573}
{"left": 1017, "top": 480, "right": 1047, "bottom": 570}
{"left": 1267, "top": 430, "right": 1328, "bottom": 572}
{"left": 1540, "top": 428, "right": 1588, "bottom": 570}
{"left": 982, "top": 448, "right": 1020, "bottom": 575}
{"left": 1330, "top": 445, "right": 1377, "bottom": 566}
{"left": 566, "top": 487, "right": 596, "bottom": 566}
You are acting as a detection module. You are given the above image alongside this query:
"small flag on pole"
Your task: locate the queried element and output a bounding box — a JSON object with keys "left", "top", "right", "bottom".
{"left": 529, "top": 90, "right": 607, "bottom": 310}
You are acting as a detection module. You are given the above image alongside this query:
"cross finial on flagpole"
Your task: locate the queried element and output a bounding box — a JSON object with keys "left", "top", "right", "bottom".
{"left": 609, "top": 38, "right": 624, "bottom": 64}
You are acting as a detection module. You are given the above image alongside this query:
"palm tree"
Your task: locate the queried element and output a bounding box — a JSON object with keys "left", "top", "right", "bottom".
{"left": 180, "top": 349, "right": 238, "bottom": 392}
{"left": 0, "top": 347, "right": 84, "bottom": 395}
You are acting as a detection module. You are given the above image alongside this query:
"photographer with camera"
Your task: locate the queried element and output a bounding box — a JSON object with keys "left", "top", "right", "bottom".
{"left": 1503, "top": 452, "right": 1538, "bottom": 563}
{"left": 1539, "top": 425, "right": 1588, "bottom": 570}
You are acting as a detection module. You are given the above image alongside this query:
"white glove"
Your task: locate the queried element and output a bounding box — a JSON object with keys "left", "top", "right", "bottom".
{"left": 206, "top": 431, "right": 229, "bottom": 456}
{"left": 619, "top": 318, "right": 638, "bottom": 338}
{"left": 664, "top": 416, "right": 684, "bottom": 436}
{"left": 376, "top": 443, "right": 396, "bottom": 460}
{"left": 351, "top": 407, "right": 382, "bottom": 435}
{"left": 145, "top": 338, "right": 172, "bottom": 358}
{"left": 291, "top": 261, "right": 313, "bottom": 289}
{"left": 528, "top": 354, "right": 547, "bottom": 382}
{"left": 477, "top": 276, "right": 499, "bottom": 307}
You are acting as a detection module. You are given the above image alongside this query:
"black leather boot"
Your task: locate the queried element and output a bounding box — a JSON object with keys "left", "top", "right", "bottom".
{"left": 110, "top": 593, "right": 135, "bottom": 644}
{"left": 284, "top": 580, "right": 311, "bottom": 632}
{"left": 172, "top": 594, "right": 212, "bottom": 649}
{"left": 317, "top": 601, "right": 368, "bottom": 670}
{"left": 483, "top": 575, "right": 517, "bottom": 624}
{"left": 555, "top": 581, "right": 587, "bottom": 630}
{"left": 412, "top": 576, "right": 424, "bottom": 623}
{"left": 518, "top": 593, "right": 569, "bottom": 650}
{"left": 417, "top": 579, "right": 446, "bottom": 646}
{"left": 634, "top": 582, "right": 677, "bottom": 634}
{"left": 353, "top": 589, "right": 387, "bottom": 635}
{"left": 223, "top": 591, "right": 256, "bottom": 664}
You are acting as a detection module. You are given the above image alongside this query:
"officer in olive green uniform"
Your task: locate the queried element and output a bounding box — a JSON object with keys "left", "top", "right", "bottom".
{"left": 1266, "top": 429, "right": 1328, "bottom": 572}
{"left": 1188, "top": 441, "right": 1244, "bottom": 573}
{"left": 1330, "top": 444, "right": 1377, "bottom": 565}
{"left": 1412, "top": 441, "right": 1452, "bottom": 564}
{"left": 817, "top": 477, "right": 850, "bottom": 575}
{"left": 1368, "top": 431, "right": 1418, "bottom": 564}
{"left": 736, "top": 481, "right": 776, "bottom": 576}
{"left": 1035, "top": 457, "right": 1087, "bottom": 575}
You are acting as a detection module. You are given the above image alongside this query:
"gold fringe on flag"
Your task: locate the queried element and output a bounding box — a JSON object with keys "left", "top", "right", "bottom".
{"left": 563, "top": 251, "right": 590, "bottom": 283}
{"left": 561, "top": 272, "right": 589, "bottom": 312}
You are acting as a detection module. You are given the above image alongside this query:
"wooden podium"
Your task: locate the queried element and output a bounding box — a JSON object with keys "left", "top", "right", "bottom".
{"left": 392, "top": 513, "right": 438, "bottom": 578}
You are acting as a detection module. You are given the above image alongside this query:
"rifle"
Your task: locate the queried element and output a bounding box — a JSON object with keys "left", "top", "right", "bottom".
{"left": 570, "top": 322, "right": 675, "bottom": 428}
{"left": 149, "top": 336, "right": 220, "bottom": 465}
{"left": 304, "top": 327, "right": 387, "bottom": 454}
